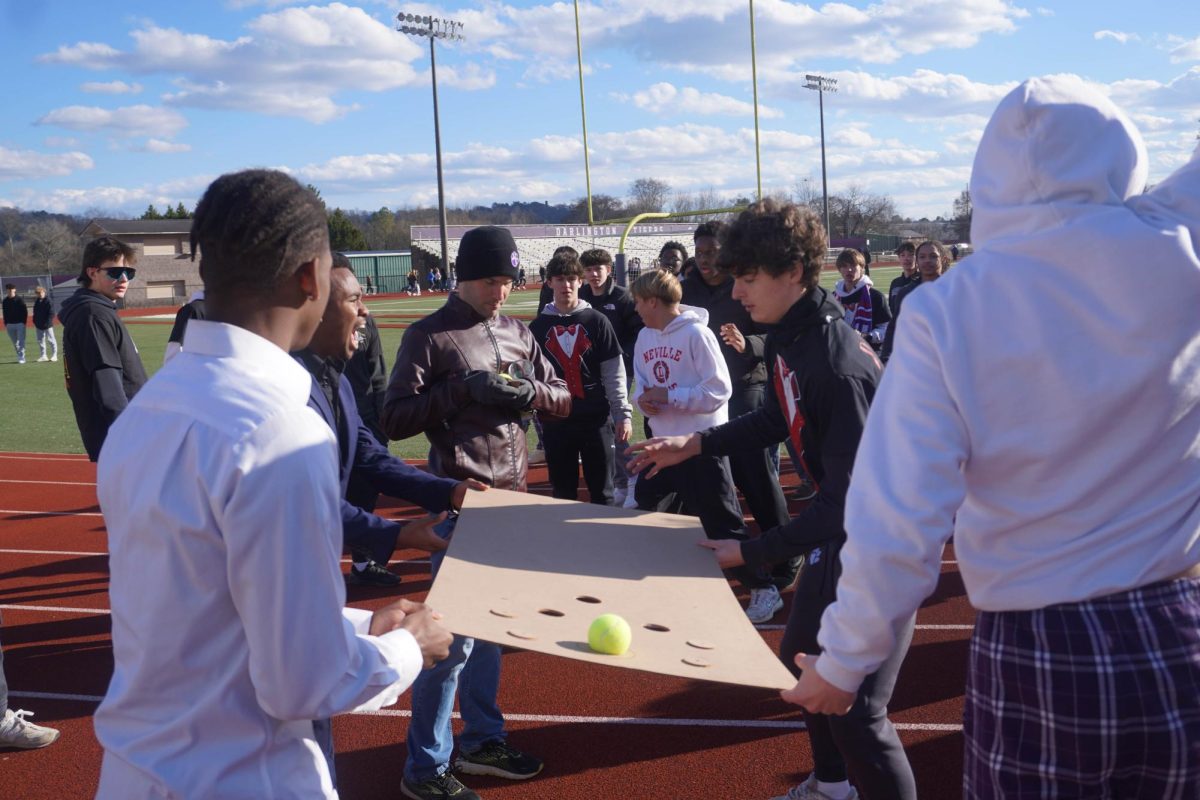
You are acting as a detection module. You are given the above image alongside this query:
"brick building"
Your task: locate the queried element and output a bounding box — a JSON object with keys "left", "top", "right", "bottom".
{"left": 78, "top": 219, "right": 200, "bottom": 307}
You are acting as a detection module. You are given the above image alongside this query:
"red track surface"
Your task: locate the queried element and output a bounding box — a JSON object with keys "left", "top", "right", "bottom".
{"left": 0, "top": 451, "right": 970, "bottom": 799}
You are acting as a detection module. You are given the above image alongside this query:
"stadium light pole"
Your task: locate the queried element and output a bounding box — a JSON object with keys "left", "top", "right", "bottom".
{"left": 398, "top": 12, "right": 464, "bottom": 277}
{"left": 804, "top": 73, "right": 837, "bottom": 242}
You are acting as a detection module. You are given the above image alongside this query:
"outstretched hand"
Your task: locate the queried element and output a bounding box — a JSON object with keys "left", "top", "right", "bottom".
{"left": 780, "top": 654, "right": 856, "bottom": 715}
{"left": 450, "top": 478, "right": 487, "bottom": 511}
{"left": 396, "top": 511, "right": 450, "bottom": 552}
{"left": 626, "top": 433, "right": 700, "bottom": 478}
{"left": 697, "top": 538, "right": 745, "bottom": 568}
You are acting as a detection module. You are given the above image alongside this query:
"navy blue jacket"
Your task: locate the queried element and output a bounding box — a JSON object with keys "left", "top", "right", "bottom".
{"left": 298, "top": 352, "right": 458, "bottom": 559}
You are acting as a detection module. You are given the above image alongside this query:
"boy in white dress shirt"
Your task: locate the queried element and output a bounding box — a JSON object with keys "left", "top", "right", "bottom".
{"left": 94, "top": 169, "right": 452, "bottom": 799}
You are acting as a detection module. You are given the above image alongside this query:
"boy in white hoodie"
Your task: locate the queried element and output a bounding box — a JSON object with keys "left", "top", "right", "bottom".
{"left": 629, "top": 270, "right": 769, "bottom": 608}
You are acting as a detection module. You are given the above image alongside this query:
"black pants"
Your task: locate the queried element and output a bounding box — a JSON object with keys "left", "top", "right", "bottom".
{"left": 634, "top": 454, "right": 767, "bottom": 590}
{"left": 780, "top": 539, "right": 917, "bottom": 799}
{"left": 543, "top": 418, "right": 615, "bottom": 505}
{"left": 727, "top": 385, "right": 800, "bottom": 587}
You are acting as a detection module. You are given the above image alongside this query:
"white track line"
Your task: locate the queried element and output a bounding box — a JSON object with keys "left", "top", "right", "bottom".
{"left": 7, "top": 691, "right": 961, "bottom": 732}
{"left": 0, "top": 454, "right": 89, "bottom": 462}
{"left": 0, "top": 548, "right": 429, "bottom": 566}
{"left": 0, "top": 509, "right": 102, "bottom": 517}
{"left": 0, "top": 478, "right": 96, "bottom": 486}
{"left": 0, "top": 602, "right": 974, "bottom": 632}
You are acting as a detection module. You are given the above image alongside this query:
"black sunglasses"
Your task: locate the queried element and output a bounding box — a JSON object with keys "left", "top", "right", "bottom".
{"left": 97, "top": 267, "right": 136, "bottom": 281}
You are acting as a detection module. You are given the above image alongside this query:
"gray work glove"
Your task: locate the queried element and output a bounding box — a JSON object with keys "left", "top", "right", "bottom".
{"left": 464, "top": 371, "right": 535, "bottom": 411}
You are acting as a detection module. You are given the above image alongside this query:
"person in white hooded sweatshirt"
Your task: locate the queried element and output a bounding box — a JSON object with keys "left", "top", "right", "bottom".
{"left": 628, "top": 270, "right": 766, "bottom": 599}
{"left": 784, "top": 76, "right": 1200, "bottom": 798}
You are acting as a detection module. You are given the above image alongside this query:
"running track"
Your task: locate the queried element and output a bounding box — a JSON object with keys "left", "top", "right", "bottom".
{"left": 0, "top": 451, "right": 971, "bottom": 799}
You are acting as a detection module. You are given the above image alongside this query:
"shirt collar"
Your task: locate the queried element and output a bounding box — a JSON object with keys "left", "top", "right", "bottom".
{"left": 183, "top": 320, "right": 313, "bottom": 403}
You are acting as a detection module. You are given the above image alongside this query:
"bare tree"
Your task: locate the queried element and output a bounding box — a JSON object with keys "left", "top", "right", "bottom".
{"left": 0, "top": 207, "right": 21, "bottom": 260}
{"left": 827, "top": 184, "right": 898, "bottom": 238}
{"left": 25, "top": 219, "right": 80, "bottom": 273}
{"left": 627, "top": 178, "right": 671, "bottom": 215}
{"left": 951, "top": 186, "right": 972, "bottom": 242}
{"left": 669, "top": 188, "right": 731, "bottom": 222}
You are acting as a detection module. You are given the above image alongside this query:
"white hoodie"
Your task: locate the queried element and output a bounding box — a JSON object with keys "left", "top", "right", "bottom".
{"left": 631, "top": 305, "right": 731, "bottom": 437}
{"left": 816, "top": 76, "right": 1200, "bottom": 693}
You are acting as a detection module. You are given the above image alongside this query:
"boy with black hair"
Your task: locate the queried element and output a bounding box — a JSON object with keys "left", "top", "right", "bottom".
{"left": 3, "top": 284, "right": 27, "bottom": 363}
{"left": 528, "top": 251, "right": 632, "bottom": 505}
{"left": 833, "top": 248, "right": 891, "bottom": 353}
{"left": 95, "top": 169, "right": 452, "bottom": 799}
{"left": 630, "top": 200, "right": 916, "bottom": 800}
{"left": 59, "top": 237, "right": 148, "bottom": 460}
{"left": 887, "top": 241, "right": 917, "bottom": 309}
{"left": 657, "top": 240, "right": 688, "bottom": 275}
{"left": 32, "top": 285, "right": 57, "bottom": 362}
{"left": 579, "top": 247, "right": 643, "bottom": 505}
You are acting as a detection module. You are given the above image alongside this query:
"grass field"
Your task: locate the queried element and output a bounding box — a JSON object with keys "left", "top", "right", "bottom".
{"left": 0, "top": 266, "right": 902, "bottom": 457}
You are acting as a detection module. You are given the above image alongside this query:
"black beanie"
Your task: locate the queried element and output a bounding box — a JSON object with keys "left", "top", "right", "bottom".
{"left": 455, "top": 226, "right": 520, "bottom": 282}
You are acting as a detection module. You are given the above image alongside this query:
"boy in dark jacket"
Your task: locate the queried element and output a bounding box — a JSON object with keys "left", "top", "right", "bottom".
{"left": 3, "top": 284, "right": 28, "bottom": 364}
{"left": 629, "top": 200, "right": 916, "bottom": 800}
{"left": 59, "top": 237, "right": 148, "bottom": 461}
{"left": 528, "top": 251, "right": 631, "bottom": 505}
{"left": 32, "top": 286, "right": 57, "bottom": 362}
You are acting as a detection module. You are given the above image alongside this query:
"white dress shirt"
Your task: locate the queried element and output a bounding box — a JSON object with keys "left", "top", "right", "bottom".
{"left": 95, "top": 320, "right": 423, "bottom": 799}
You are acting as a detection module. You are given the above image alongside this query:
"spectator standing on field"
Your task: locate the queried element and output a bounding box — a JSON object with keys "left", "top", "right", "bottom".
{"left": 3, "top": 284, "right": 27, "bottom": 364}
{"left": 682, "top": 220, "right": 794, "bottom": 620}
{"left": 833, "top": 248, "right": 892, "bottom": 354}
{"left": 31, "top": 286, "right": 57, "bottom": 363}
{"left": 0, "top": 614, "right": 60, "bottom": 749}
{"left": 578, "top": 247, "right": 643, "bottom": 507}
{"left": 528, "top": 250, "right": 632, "bottom": 505}
{"left": 887, "top": 242, "right": 918, "bottom": 308}
{"left": 784, "top": 75, "right": 1200, "bottom": 800}
{"left": 59, "top": 237, "right": 148, "bottom": 461}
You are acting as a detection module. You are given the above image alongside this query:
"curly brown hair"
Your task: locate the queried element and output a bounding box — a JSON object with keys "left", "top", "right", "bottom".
{"left": 716, "top": 199, "right": 825, "bottom": 290}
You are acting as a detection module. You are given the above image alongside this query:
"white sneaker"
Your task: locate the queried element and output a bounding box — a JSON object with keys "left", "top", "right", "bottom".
{"left": 622, "top": 478, "right": 639, "bottom": 509}
{"left": 50, "top": 355, "right": 57, "bottom": 362}
{"left": 746, "top": 585, "right": 783, "bottom": 624}
{"left": 37, "top": 356, "right": 48, "bottom": 362}
{"left": 612, "top": 487, "right": 627, "bottom": 507}
{"left": 770, "top": 775, "right": 858, "bottom": 800}
{"left": 0, "top": 709, "right": 61, "bottom": 749}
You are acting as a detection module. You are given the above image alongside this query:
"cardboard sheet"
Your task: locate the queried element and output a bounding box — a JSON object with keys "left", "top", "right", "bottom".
{"left": 425, "top": 488, "right": 797, "bottom": 690}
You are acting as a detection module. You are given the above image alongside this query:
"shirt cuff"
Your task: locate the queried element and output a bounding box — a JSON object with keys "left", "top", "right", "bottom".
{"left": 344, "top": 606, "right": 373, "bottom": 635}
{"left": 348, "top": 628, "right": 424, "bottom": 713}
{"left": 813, "top": 652, "right": 868, "bottom": 695}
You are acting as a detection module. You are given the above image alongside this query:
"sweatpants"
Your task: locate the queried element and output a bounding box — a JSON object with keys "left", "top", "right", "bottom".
{"left": 779, "top": 538, "right": 917, "bottom": 800}
{"left": 542, "top": 418, "right": 614, "bottom": 505}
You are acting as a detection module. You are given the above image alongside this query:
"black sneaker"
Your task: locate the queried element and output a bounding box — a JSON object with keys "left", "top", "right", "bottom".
{"left": 345, "top": 560, "right": 401, "bottom": 586}
{"left": 453, "top": 739, "right": 544, "bottom": 780}
{"left": 401, "top": 773, "right": 480, "bottom": 800}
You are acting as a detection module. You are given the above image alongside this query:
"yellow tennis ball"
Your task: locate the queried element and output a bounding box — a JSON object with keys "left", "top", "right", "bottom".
{"left": 588, "top": 613, "right": 632, "bottom": 655}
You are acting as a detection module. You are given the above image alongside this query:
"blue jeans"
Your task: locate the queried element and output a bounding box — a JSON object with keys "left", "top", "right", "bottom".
{"left": 404, "top": 514, "right": 505, "bottom": 781}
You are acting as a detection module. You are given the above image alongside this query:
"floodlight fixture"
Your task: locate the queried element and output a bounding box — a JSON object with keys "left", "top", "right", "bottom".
{"left": 804, "top": 73, "right": 837, "bottom": 243}
{"left": 397, "top": 11, "right": 467, "bottom": 275}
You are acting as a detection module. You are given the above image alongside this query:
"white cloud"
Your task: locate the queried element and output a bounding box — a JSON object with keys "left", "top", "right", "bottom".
{"left": 1035, "top": 7, "right": 1054, "bottom": 15}
{"left": 617, "top": 82, "right": 782, "bottom": 119}
{"left": 1170, "top": 37, "right": 1200, "bottom": 63}
{"left": 0, "top": 146, "right": 94, "bottom": 181}
{"left": 1094, "top": 30, "right": 1138, "bottom": 44}
{"left": 136, "top": 139, "right": 192, "bottom": 154}
{"left": 81, "top": 80, "right": 143, "bottom": 94}
{"left": 42, "top": 136, "right": 83, "bottom": 149}
{"left": 38, "top": 5, "right": 441, "bottom": 123}
{"left": 36, "top": 104, "right": 188, "bottom": 139}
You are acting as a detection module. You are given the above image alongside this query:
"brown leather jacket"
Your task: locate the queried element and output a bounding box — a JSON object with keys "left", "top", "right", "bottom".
{"left": 382, "top": 293, "right": 571, "bottom": 491}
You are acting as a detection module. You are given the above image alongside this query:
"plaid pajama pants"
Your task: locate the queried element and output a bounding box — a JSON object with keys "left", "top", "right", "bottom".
{"left": 964, "top": 577, "right": 1200, "bottom": 799}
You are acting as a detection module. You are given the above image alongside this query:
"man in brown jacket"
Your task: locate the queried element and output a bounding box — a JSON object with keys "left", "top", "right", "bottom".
{"left": 383, "top": 225, "right": 570, "bottom": 800}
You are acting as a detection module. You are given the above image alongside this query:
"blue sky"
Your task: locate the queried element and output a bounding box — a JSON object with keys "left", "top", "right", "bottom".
{"left": 2, "top": 0, "right": 1198, "bottom": 221}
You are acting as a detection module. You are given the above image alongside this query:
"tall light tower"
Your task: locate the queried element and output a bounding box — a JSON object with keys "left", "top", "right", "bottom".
{"left": 804, "top": 73, "right": 837, "bottom": 241}
{"left": 398, "top": 12, "right": 464, "bottom": 277}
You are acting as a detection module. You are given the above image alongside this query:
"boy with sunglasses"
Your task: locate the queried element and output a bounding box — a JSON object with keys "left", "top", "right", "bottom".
{"left": 59, "top": 236, "right": 148, "bottom": 461}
